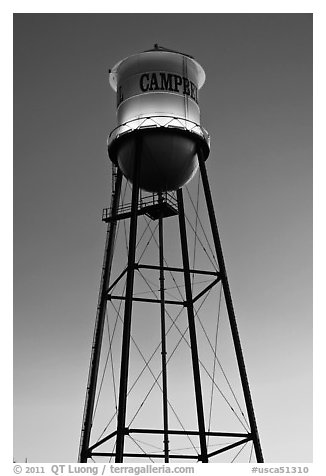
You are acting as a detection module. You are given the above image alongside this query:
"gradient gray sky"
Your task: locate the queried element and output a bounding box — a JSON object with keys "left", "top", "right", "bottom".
{"left": 13, "top": 13, "right": 312, "bottom": 463}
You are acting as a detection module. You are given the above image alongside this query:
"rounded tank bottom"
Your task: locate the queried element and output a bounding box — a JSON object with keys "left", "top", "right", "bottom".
{"left": 110, "top": 129, "right": 200, "bottom": 192}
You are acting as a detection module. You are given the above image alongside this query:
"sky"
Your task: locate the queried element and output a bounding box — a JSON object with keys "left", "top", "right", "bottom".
{"left": 13, "top": 13, "right": 312, "bottom": 463}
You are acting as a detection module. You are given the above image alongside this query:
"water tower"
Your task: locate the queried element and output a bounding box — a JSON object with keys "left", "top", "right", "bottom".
{"left": 78, "top": 45, "right": 264, "bottom": 463}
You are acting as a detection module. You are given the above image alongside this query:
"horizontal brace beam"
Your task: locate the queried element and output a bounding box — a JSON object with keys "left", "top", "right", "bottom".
{"left": 91, "top": 452, "right": 198, "bottom": 459}
{"left": 137, "top": 264, "right": 219, "bottom": 277}
{"left": 88, "top": 430, "right": 251, "bottom": 459}
{"left": 128, "top": 428, "right": 251, "bottom": 438}
{"left": 107, "top": 295, "right": 184, "bottom": 306}
{"left": 107, "top": 279, "right": 220, "bottom": 307}
{"left": 207, "top": 437, "right": 251, "bottom": 458}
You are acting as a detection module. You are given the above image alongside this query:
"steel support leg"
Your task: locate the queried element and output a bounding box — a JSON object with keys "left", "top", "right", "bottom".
{"left": 158, "top": 195, "right": 169, "bottom": 462}
{"left": 177, "top": 188, "right": 208, "bottom": 463}
{"left": 198, "top": 147, "right": 264, "bottom": 463}
{"left": 115, "top": 135, "right": 142, "bottom": 462}
{"left": 79, "top": 168, "right": 123, "bottom": 463}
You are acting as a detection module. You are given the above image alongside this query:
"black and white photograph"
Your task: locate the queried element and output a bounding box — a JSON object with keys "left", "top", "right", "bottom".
{"left": 12, "top": 10, "right": 313, "bottom": 469}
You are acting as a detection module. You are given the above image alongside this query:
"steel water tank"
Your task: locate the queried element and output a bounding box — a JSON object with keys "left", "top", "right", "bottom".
{"left": 108, "top": 45, "right": 210, "bottom": 192}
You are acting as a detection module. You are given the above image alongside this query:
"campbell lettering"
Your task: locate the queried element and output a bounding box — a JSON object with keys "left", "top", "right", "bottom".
{"left": 139, "top": 72, "right": 198, "bottom": 103}
{"left": 183, "top": 77, "right": 190, "bottom": 96}
{"left": 160, "top": 73, "right": 174, "bottom": 91}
